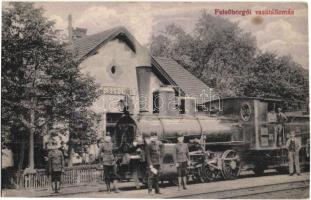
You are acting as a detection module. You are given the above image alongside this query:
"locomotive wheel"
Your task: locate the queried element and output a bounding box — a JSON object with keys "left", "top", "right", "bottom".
{"left": 221, "top": 150, "right": 241, "bottom": 180}
{"left": 203, "top": 165, "right": 220, "bottom": 181}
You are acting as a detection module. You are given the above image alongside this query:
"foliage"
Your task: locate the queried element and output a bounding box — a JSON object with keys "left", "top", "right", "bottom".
{"left": 1, "top": 2, "right": 100, "bottom": 164}
{"left": 150, "top": 11, "right": 308, "bottom": 103}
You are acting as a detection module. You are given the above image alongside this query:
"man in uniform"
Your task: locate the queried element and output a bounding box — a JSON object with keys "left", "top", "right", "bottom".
{"left": 275, "top": 107, "right": 288, "bottom": 147}
{"left": 145, "top": 132, "right": 162, "bottom": 195}
{"left": 175, "top": 132, "right": 190, "bottom": 190}
{"left": 286, "top": 131, "right": 301, "bottom": 176}
{"left": 48, "top": 140, "right": 65, "bottom": 193}
{"left": 99, "top": 133, "right": 120, "bottom": 193}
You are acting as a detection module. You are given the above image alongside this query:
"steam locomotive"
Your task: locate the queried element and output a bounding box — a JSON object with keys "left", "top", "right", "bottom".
{"left": 109, "top": 67, "right": 309, "bottom": 187}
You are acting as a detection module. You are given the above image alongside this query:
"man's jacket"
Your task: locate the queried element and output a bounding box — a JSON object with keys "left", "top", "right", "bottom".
{"left": 286, "top": 137, "right": 301, "bottom": 152}
{"left": 48, "top": 149, "right": 64, "bottom": 173}
{"left": 145, "top": 141, "right": 162, "bottom": 166}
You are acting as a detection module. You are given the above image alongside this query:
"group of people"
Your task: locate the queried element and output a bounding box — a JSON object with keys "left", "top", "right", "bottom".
{"left": 97, "top": 131, "right": 190, "bottom": 195}
{"left": 144, "top": 132, "right": 190, "bottom": 194}
{"left": 97, "top": 129, "right": 304, "bottom": 195}
{"left": 268, "top": 107, "right": 302, "bottom": 176}
{"left": 46, "top": 122, "right": 304, "bottom": 194}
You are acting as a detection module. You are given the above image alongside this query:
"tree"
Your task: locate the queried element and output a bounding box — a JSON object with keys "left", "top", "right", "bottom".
{"left": 2, "top": 2, "right": 100, "bottom": 173}
{"left": 238, "top": 53, "right": 308, "bottom": 102}
{"left": 150, "top": 11, "right": 308, "bottom": 104}
{"left": 44, "top": 56, "right": 100, "bottom": 166}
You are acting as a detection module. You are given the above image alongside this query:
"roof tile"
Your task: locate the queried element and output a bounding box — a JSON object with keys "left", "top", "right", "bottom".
{"left": 152, "top": 57, "right": 217, "bottom": 104}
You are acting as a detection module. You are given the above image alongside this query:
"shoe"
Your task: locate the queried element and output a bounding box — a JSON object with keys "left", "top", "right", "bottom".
{"left": 297, "top": 173, "right": 301, "bottom": 176}
{"left": 183, "top": 186, "right": 187, "bottom": 190}
{"left": 289, "top": 173, "right": 294, "bottom": 176}
{"left": 114, "top": 189, "right": 120, "bottom": 193}
{"left": 148, "top": 189, "right": 152, "bottom": 195}
{"left": 155, "top": 192, "right": 162, "bottom": 195}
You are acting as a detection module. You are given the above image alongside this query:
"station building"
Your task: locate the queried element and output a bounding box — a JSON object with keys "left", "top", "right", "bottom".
{"left": 69, "top": 26, "right": 217, "bottom": 139}
{"left": 2, "top": 25, "right": 217, "bottom": 169}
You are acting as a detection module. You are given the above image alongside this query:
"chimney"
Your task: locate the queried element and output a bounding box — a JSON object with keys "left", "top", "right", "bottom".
{"left": 68, "top": 14, "right": 73, "bottom": 43}
{"left": 136, "top": 66, "right": 152, "bottom": 113}
{"left": 153, "top": 86, "right": 178, "bottom": 116}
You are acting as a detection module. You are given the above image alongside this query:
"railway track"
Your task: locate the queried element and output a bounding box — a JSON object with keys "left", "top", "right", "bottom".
{"left": 169, "top": 180, "right": 309, "bottom": 199}
{"left": 37, "top": 172, "right": 309, "bottom": 198}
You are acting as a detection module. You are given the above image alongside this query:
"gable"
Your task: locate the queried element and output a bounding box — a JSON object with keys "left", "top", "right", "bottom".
{"left": 70, "top": 26, "right": 138, "bottom": 61}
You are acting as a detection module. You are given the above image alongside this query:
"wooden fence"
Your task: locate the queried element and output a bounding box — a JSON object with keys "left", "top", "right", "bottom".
{"left": 7, "top": 164, "right": 105, "bottom": 190}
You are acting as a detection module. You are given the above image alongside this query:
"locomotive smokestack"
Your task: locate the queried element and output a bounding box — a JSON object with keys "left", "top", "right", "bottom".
{"left": 136, "top": 66, "right": 152, "bottom": 113}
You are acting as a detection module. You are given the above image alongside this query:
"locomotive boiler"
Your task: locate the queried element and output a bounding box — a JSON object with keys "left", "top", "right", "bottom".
{"left": 109, "top": 66, "right": 245, "bottom": 185}
{"left": 113, "top": 110, "right": 243, "bottom": 182}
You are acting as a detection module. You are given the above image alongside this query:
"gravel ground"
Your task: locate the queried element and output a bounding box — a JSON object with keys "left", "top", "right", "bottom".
{"left": 237, "top": 187, "right": 309, "bottom": 199}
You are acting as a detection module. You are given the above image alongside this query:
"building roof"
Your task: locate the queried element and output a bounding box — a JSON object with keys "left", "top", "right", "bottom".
{"left": 69, "top": 26, "right": 138, "bottom": 61}
{"left": 152, "top": 57, "right": 216, "bottom": 104}
{"left": 69, "top": 26, "right": 214, "bottom": 104}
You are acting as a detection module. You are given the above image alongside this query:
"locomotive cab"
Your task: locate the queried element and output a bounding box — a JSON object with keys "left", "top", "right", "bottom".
{"left": 204, "top": 97, "right": 309, "bottom": 174}
{"left": 204, "top": 97, "right": 308, "bottom": 150}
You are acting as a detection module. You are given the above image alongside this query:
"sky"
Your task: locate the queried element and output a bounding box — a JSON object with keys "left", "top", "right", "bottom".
{"left": 11, "top": 2, "right": 311, "bottom": 69}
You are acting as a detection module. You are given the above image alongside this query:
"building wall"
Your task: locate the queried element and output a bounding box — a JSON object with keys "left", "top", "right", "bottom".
{"left": 78, "top": 38, "right": 164, "bottom": 138}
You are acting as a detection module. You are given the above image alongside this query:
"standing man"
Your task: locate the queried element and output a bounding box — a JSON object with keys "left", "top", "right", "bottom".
{"left": 175, "top": 133, "right": 190, "bottom": 190}
{"left": 48, "top": 140, "right": 65, "bottom": 193}
{"left": 286, "top": 131, "right": 301, "bottom": 176}
{"left": 275, "top": 107, "right": 288, "bottom": 147}
{"left": 99, "top": 133, "right": 120, "bottom": 193}
{"left": 145, "top": 132, "right": 162, "bottom": 195}
{"left": 59, "top": 141, "right": 68, "bottom": 166}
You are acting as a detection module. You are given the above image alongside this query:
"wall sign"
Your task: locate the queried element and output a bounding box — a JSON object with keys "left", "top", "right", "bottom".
{"left": 102, "top": 86, "right": 135, "bottom": 96}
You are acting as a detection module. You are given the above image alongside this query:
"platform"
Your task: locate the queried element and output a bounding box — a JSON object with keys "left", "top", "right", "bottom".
{"left": 2, "top": 172, "right": 309, "bottom": 198}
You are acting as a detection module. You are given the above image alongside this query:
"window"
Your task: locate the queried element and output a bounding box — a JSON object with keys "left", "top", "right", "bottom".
{"left": 111, "top": 66, "right": 116, "bottom": 74}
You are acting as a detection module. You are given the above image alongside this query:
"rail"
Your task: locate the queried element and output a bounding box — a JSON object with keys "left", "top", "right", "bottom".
{"left": 8, "top": 164, "right": 105, "bottom": 190}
